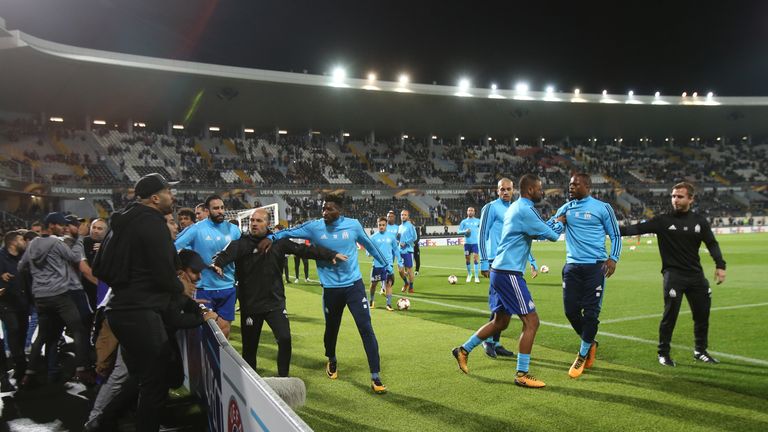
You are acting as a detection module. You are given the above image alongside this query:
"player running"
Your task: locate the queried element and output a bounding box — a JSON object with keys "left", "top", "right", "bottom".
{"left": 368, "top": 217, "right": 399, "bottom": 310}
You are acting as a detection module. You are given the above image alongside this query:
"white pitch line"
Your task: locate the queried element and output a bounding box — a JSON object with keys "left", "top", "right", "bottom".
{"left": 601, "top": 302, "right": 768, "bottom": 324}
{"left": 400, "top": 294, "right": 768, "bottom": 366}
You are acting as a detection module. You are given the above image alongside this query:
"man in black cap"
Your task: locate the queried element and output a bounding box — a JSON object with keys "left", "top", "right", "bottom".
{"left": 99, "top": 172, "right": 182, "bottom": 432}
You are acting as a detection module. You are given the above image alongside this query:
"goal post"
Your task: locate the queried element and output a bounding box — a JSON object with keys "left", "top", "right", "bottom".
{"left": 224, "top": 203, "right": 280, "bottom": 234}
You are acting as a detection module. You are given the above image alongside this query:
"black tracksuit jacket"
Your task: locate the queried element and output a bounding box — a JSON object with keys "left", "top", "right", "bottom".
{"left": 212, "top": 233, "right": 337, "bottom": 315}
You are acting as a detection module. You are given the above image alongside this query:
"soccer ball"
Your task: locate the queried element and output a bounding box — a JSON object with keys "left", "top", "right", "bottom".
{"left": 448, "top": 275, "right": 458, "bottom": 284}
{"left": 539, "top": 265, "right": 549, "bottom": 274}
{"left": 397, "top": 297, "right": 411, "bottom": 310}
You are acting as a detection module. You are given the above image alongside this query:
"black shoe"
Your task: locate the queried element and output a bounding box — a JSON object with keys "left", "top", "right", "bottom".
{"left": 482, "top": 342, "right": 497, "bottom": 358}
{"left": 658, "top": 354, "right": 676, "bottom": 367}
{"left": 325, "top": 361, "right": 338, "bottom": 379}
{"left": 494, "top": 345, "right": 516, "bottom": 357}
{"left": 19, "top": 373, "right": 37, "bottom": 389}
{"left": 693, "top": 350, "right": 720, "bottom": 364}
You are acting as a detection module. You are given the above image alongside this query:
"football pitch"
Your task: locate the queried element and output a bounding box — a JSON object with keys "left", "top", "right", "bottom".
{"left": 229, "top": 233, "right": 768, "bottom": 432}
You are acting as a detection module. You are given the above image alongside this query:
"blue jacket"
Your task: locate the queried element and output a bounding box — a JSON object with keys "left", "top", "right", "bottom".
{"left": 175, "top": 218, "right": 241, "bottom": 290}
{"left": 554, "top": 196, "right": 622, "bottom": 263}
{"left": 369, "top": 231, "right": 399, "bottom": 268}
{"left": 493, "top": 198, "right": 564, "bottom": 272}
{"left": 273, "top": 216, "right": 391, "bottom": 288}
{"left": 397, "top": 221, "right": 417, "bottom": 253}
{"left": 479, "top": 198, "right": 537, "bottom": 271}
{"left": 458, "top": 217, "right": 481, "bottom": 245}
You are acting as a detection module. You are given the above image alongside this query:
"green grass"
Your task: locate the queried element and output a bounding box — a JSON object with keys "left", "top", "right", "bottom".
{"left": 228, "top": 233, "right": 768, "bottom": 431}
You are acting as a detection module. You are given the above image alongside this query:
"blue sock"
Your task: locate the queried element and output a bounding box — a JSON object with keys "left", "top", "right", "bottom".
{"left": 371, "top": 372, "right": 380, "bottom": 380}
{"left": 517, "top": 353, "right": 531, "bottom": 373}
{"left": 466, "top": 264, "right": 471, "bottom": 275}
{"left": 410, "top": 280, "right": 415, "bottom": 290}
{"left": 484, "top": 337, "right": 494, "bottom": 344}
{"left": 401, "top": 275, "right": 408, "bottom": 286}
{"left": 386, "top": 294, "right": 392, "bottom": 306}
{"left": 473, "top": 262, "right": 479, "bottom": 277}
{"left": 462, "top": 334, "right": 483, "bottom": 353}
{"left": 580, "top": 339, "right": 592, "bottom": 357}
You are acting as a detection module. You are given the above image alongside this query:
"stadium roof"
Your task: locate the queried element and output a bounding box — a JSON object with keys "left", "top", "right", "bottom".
{"left": 2, "top": 16, "right": 768, "bottom": 139}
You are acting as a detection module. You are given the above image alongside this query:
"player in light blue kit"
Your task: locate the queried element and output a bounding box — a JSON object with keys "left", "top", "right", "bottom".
{"left": 368, "top": 217, "right": 399, "bottom": 311}
{"left": 553, "top": 173, "right": 621, "bottom": 379}
{"left": 453, "top": 174, "right": 564, "bottom": 388}
{"left": 175, "top": 194, "right": 240, "bottom": 338}
{"left": 458, "top": 207, "right": 481, "bottom": 283}
{"left": 270, "top": 195, "right": 392, "bottom": 393}
{"left": 385, "top": 210, "right": 406, "bottom": 292}
{"left": 397, "top": 209, "right": 418, "bottom": 293}
{"left": 478, "top": 178, "right": 538, "bottom": 358}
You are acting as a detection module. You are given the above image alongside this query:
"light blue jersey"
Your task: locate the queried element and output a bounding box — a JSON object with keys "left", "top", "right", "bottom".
{"left": 458, "top": 217, "right": 481, "bottom": 245}
{"left": 175, "top": 218, "right": 241, "bottom": 290}
{"left": 479, "top": 198, "right": 537, "bottom": 271}
{"left": 479, "top": 198, "right": 510, "bottom": 269}
{"left": 369, "top": 231, "right": 399, "bottom": 268}
{"left": 397, "top": 221, "right": 417, "bottom": 253}
{"left": 493, "top": 198, "right": 564, "bottom": 272}
{"left": 273, "top": 216, "right": 391, "bottom": 288}
{"left": 554, "top": 196, "right": 622, "bottom": 263}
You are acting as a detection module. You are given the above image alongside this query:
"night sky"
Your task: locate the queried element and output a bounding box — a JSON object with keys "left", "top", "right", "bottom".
{"left": 2, "top": 0, "right": 768, "bottom": 96}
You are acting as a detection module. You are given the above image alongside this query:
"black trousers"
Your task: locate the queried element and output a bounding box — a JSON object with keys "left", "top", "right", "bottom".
{"left": 108, "top": 309, "right": 172, "bottom": 432}
{"left": 294, "top": 255, "right": 309, "bottom": 279}
{"left": 562, "top": 262, "right": 606, "bottom": 344}
{"left": 414, "top": 244, "right": 421, "bottom": 272}
{"left": 0, "top": 306, "right": 28, "bottom": 376}
{"left": 240, "top": 309, "right": 292, "bottom": 377}
{"left": 322, "top": 280, "right": 380, "bottom": 373}
{"left": 659, "top": 270, "right": 711, "bottom": 355}
{"left": 283, "top": 257, "right": 290, "bottom": 282}
{"left": 28, "top": 293, "right": 89, "bottom": 374}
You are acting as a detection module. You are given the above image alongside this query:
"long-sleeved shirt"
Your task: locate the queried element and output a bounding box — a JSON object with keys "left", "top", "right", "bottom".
{"left": 273, "top": 216, "right": 391, "bottom": 288}
{"left": 457, "top": 217, "right": 481, "bottom": 245}
{"left": 18, "top": 235, "right": 83, "bottom": 299}
{"left": 620, "top": 210, "right": 726, "bottom": 274}
{"left": 175, "top": 218, "right": 241, "bottom": 290}
{"left": 397, "top": 221, "right": 417, "bottom": 253}
{"left": 479, "top": 198, "right": 537, "bottom": 271}
{"left": 386, "top": 223, "right": 399, "bottom": 238}
{"left": 493, "top": 198, "right": 564, "bottom": 272}
{"left": 554, "top": 196, "right": 622, "bottom": 264}
{"left": 369, "top": 231, "right": 399, "bottom": 268}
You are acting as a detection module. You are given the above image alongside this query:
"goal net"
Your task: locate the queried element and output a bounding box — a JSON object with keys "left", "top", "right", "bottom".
{"left": 224, "top": 203, "right": 280, "bottom": 234}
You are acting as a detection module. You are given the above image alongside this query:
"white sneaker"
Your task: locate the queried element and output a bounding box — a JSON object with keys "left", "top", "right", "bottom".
{"left": 474, "top": 277, "right": 480, "bottom": 283}
{"left": 305, "top": 278, "right": 310, "bottom": 282}
{"left": 293, "top": 278, "right": 299, "bottom": 283}
{"left": 466, "top": 274, "right": 472, "bottom": 283}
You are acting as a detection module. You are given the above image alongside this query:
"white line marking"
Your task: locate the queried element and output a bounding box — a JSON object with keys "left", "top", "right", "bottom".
{"left": 400, "top": 294, "right": 768, "bottom": 366}
{"left": 602, "top": 302, "right": 768, "bottom": 324}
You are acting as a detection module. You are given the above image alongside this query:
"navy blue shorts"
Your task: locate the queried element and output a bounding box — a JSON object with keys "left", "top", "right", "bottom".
{"left": 400, "top": 252, "right": 413, "bottom": 268}
{"left": 489, "top": 269, "right": 536, "bottom": 315}
{"left": 370, "top": 266, "right": 393, "bottom": 283}
{"left": 196, "top": 287, "right": 236, "bottom": 321}
{"left": 464, "top": 244, "right": 479, "bottom": 255}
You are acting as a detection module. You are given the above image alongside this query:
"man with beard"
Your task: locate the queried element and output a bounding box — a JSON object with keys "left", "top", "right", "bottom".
{"left": 101, "top": 173, "right": 183, "bottom": 432}
{"left": 175, "top": 195, "right": 241, "bottom": 338}
{"left": 212, "top": 208, "right": 343, "bottom": 376}
{"left": 1, "top": 230, "right": 29, "bottom": 390}
{"left": 619, "top": 182, "right": 726, "bottom": 367}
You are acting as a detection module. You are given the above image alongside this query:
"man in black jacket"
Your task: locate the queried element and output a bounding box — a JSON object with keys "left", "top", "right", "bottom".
{"left": 103, "top": 173, "right": 182, "bottom": 432}
{"left": 620, "top": 182, "right": 726, "bottom": 367}
{"left": 212, "top": 208, "right": 345, "bottom": 377}
{"left": 1, "top": 230, "right": 28, "bottom": 390}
